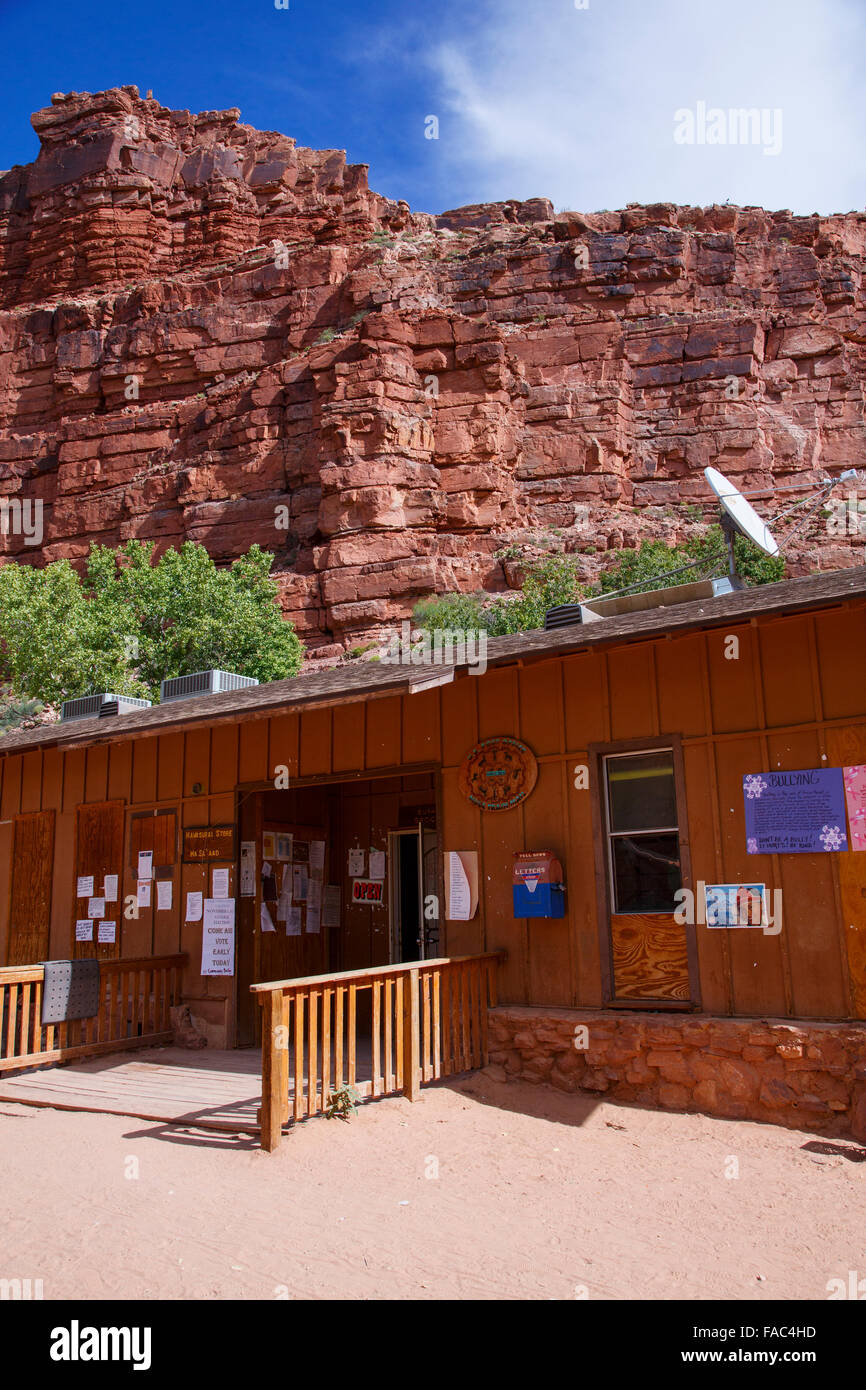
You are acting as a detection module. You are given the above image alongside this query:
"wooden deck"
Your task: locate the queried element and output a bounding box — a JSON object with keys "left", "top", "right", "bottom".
{"left": 0, "top": 1047, "right": 265, "bottom": 1132}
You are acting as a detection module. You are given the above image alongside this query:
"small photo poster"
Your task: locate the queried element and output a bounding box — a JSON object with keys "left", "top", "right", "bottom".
{"left": 137, "top": 880, "right": 152, "bottom": 908}
{"left": 844, "top": 765, "right": 866, "bottom": 852}
{"left": 103, "top": 874, "right": 119, "bottom": 903}
{"left": 705, "top": 883, "right": 768, "bottom": 928}
{"left": 98, "top": 920, "right": 117, "bottom": 944}
{"left": 293, "top": 865, "right": 308, "bottom": 902}
{"left": 75, "top": 919, "right": 93, "bottom": 942}
{"left": 87, "top": 898, "right": 106, "bottom": 919}
{"left": 262, "top": 831, "right": 277, "bottom": 861}
{"left": 76, "top": 876, "right": 94, "bottom": 899}
{"left": 276, "top": 833, "right": 294, "bottom": 862}
{"left": 293, "top": 840, "right": 310, "bottom": 865}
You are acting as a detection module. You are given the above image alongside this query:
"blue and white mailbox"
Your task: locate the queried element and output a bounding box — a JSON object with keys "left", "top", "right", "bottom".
{"left": 512, "top": 851, "right": 566, "bottom": 919}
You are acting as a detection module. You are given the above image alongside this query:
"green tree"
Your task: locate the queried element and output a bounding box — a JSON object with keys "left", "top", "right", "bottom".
{"left": 0, "top": 541, "right": 304, "bottom": 707}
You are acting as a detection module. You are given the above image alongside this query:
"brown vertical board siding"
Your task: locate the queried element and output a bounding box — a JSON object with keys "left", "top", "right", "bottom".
{"left": 369, "top": 789, "right": 400, "bottom": 965}
{"left": 524, "top": 759, "right": 572, "bottom": 1006}
{"left": 0, "top": 755, "right": 22, "bottom": 820}
{"left": 238, "top": 720, "right": 269, "bottom": 786}
{"left": 84, "top": 745, "right": 109, "bottom": 804}
{"left": 182, "top": 728, "right": 210, "bottom": 797}
{"left": 365, "top": 696, "right": 401, "bottom": 769}
{"left": 767, "top": 729, "right": 848, "bottom": 1019}
{"left": 758, "top": 617, "right": 817, "bottom": 728}
{"left": 477, "top": 666, "right": 516, "bottom": 740}
{"left": 268, "top": 713, "right": 299, "bottom": 783}
{"left": 826, "top": 723, "right": 866, "bottom": 1017}
{"left": 0, "top": 821, "right": 11, "bottom": 963}
{"left": 20, "top": 752, "right": 43, "bottom": 814}
{"left": 341, "top": 787, "right": 372, "bottom": 970}
{"left": 440, "top": 767, "right": 483, "bottom": 958}
{"left": 157, "top": 733, "right": 184, "bottom": 802}
{"left": 518, "top": 661, "right": 564, "bottom": 757}
{"left": 563, "top": 650, "right": 607, "bottom": 749}
{"left": 106, "top": 740, "right": 132, "bottom": 803}
{"left": 707, "top": 623, "right": 761, "bottom": 733}
{"left": 179, "top": 796, "right": 211, "bottom": 1010}
{"left": 566, "top": 757, "right": 603, "bottom": 1007}
{"left": 402, "top": 686, "right": 441, "bottom": 764}
{"left": 62, "top": 749, "right": 85, "bottom": 812}
{"left": 41, "top": 748, "right": 64, "bottom": 812}
{"left": 49, "top": 811, "right": 76, "bottom": 959}
{"left": 814, "top": 605, "right": 866, "bottom": 719}
{"left": 481, "top": 803, "right": 524, "bottom": 1004}
{"left": 131, "top": 739, "right": 157, "bottom": 805}
{"left": 72, "top": 801, "right": 125, "bottom": 961}
{"left": 683, "top": 741, "right": 728, "bottom": 1013}
{"left": 441, "top": 676, "right": 478, "bottom": 766}
{"left": 714, "top": 735, "right": 787, "bottom": 1016}
{"left": 210, "top": 724, "right": 239, "bottom": 794}
{"left": 299, "top": 708, "right": 332, "bottom": 778}
{"left": 332, "top": 703, "right": 365, "bottom": 773}
{"left": 656, "top": 635, "right": 708, "bottom": 738}
{"left": 7, "top": 810, "right": 55, "bottom": 964}
{"left": 607, "top": 645, "right": 656, "bottom": 741}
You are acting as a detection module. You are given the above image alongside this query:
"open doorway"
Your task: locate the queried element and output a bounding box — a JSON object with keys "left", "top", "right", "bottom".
{"left": 388, "top": 823, "right": 441, "bottom": 963}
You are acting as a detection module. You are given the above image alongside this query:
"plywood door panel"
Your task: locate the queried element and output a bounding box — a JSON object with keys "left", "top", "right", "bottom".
{"left": 72, "top": 800, "right": 125, "bottom": 961}
{"left": 7, "top": 810, "right": 55, "bottom": 965}
{"left": 610, "top": 914, "right": 691, "bottom": 1001}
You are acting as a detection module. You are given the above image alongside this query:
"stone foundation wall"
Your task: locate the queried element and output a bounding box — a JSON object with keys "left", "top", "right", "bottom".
{"left": 487, "top": 1007, "right": 866, "bottom": 1139}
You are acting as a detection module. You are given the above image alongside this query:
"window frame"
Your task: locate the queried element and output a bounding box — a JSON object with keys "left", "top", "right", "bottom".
{"left": 603, "top": 748, "right": 682, "bottom": 915}
{"left": 588, "top": 734, "right": 699, "bottom": 1010}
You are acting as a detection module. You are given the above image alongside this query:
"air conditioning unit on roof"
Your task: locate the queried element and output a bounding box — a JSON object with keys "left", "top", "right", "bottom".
{"left": 60, "top": 693, "right": 152, "bottom": 723}
{"left": 159, "top": 670, "right": 259, "bottom": 704}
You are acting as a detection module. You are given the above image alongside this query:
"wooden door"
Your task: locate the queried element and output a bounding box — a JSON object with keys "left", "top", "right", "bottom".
{"left": 7, "top": 810, "right": 55, "bottom": 965}
{"left": 72, "top": 801, "right": 125, "bottom": 960}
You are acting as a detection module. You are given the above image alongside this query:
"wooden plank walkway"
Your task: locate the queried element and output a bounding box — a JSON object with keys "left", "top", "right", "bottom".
{"left": 0, "top": 1047, "right": 264, "bottom": 1132}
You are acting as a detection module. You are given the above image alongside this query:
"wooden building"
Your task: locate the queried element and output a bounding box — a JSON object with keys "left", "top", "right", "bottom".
{"left": 1, "top": 567, "right": 865, "bottom": 1133}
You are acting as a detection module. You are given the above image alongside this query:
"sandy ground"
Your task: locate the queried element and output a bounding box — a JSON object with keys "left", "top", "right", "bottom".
{"left": 1, "top": 1073, "right": 863, "bottom": 1301}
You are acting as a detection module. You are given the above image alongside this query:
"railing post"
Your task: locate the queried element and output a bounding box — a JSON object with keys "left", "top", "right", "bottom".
{"left": 260, "top": 991, "right": 289, "bottom": 1153}
{"left": 402, "top": 967, "right": 421, "bottom": 1102}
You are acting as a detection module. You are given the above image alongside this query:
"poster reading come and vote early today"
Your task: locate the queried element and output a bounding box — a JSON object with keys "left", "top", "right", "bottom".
{"left": 743, "top": 768, "right": 848, "bottom": 855}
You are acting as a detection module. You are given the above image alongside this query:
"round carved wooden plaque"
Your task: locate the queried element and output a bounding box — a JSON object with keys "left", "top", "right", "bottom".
{"left": 458, "top": 736, "right": 538, "bottom": 812}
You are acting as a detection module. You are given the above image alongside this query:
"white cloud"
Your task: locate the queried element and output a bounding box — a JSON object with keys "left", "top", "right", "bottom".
{"left": 424, "top": 0, "right": 865, "bottom": 214}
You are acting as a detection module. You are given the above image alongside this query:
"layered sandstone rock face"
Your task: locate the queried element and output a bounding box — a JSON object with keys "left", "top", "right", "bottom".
{"left": 1, "top": 86, "right": 864, "bottom": 652}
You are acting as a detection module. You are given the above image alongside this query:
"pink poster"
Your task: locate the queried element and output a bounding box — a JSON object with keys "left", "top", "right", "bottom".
{"left": 843, "top": 765, "right": 866, "bottom": 852}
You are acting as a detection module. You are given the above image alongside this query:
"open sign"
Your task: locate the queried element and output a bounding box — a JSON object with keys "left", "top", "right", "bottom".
{"left": 352, "top": 879, "right": 384, "bottom": 904}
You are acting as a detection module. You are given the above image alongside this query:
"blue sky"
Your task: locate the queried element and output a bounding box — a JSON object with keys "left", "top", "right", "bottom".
{"left": 0, "top": 0, "right": 863, "bottom": 216}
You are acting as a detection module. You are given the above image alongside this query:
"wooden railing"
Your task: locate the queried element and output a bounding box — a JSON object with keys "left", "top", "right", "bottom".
{"left": 0, "top": 954, "right": 187, "bottom": 1073}
{"left": 252, "top": 953, "right": 503, "bottom": 1152}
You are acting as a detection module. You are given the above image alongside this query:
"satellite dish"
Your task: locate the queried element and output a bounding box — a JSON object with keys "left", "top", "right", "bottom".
{"left": 704, "top": 467, "right": 780, "bottom": 557}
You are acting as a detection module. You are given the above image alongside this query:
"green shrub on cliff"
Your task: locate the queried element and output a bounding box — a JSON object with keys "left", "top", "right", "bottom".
{"left": 0, "top": 541, "right": 303, "bottom": 709}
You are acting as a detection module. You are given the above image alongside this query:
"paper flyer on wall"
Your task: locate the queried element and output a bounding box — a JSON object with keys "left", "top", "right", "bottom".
{"left": 293, "top": 865, "right": 308, "bottom": 901}
{"left": 212, "top": 866, "right": 230, "bottom": 899}
{"left": 157, "top": 880, "right": 173, "bottom": 912}
{"left": 445, "top": 851, "right": 479, "bottom": 921}
{"left": 76, "top": 876, "right": 94, "bottom": 898}
{"left": 137, "top": 880, "right": 151, "bottom": 908}
{"left": 88, "top": 897, "right": 105, "bottom": 919}
{"left": 103, "top": 874, "right": 118, "bottom": 902}
{"left": 322, "top": 885, "right": 341, "bottom": 928}
{"left": 260, "top": 901, "right": 276, "bottom": 933}
{"left": 185, "top": 891, "right": 203, "bottom": 923}
{"left": 137, "top": 851, "right": 153, "bottom": 881}
{"left": 368, "top": 849, "right": 385, "bottom": 879}
{"left": 201, "top": 898, "right": 236, "bottom": 976}
{"left": 309, "top": 839, "right": 325, "bottom": 873}
{"left": 285, "top": 905, "right": 302, "bottom": 937}
{"left": 75, "top": 919, "right": 93, "bottom": 941}
{"left": 98, "top": 920, "right": 117, "bottom": 944}
{"left": 348, "top": 847, "right": 365, "bottom": 877}
{"left": 843, "top": 765, "right": 866, "bottom": 852}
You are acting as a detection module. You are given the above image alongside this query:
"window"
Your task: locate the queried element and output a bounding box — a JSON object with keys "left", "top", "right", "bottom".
{"left": 603, "top": 749, "right": 682, "bottom": 913}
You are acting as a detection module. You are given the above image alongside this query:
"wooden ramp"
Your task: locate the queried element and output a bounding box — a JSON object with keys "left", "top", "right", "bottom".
{"left": 0, "top": 1047, "right": 264, "bottom": 1132}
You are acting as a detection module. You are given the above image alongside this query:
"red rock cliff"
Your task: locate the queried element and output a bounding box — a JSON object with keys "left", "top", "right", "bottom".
{"left": 1, "top": 86, "right": 864, "bottom": 652}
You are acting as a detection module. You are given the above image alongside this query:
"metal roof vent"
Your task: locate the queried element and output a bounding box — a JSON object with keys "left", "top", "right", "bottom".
{"left": 159, "top": 669, "right": 259, "bottom": 704}
{"left": 60, "top": 693, "right": 153, "bottom": 723}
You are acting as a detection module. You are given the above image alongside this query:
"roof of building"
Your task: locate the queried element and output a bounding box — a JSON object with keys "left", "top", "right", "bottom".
{"left": 0, "top": 564, "right": 863, "bottom": 758}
